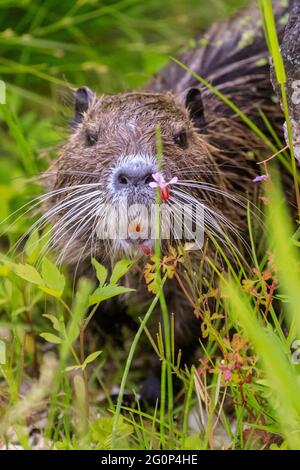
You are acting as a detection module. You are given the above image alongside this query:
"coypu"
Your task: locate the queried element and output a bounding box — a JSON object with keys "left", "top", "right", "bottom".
{"left": 42, "top": 1, "right": 291, "bottom": 401}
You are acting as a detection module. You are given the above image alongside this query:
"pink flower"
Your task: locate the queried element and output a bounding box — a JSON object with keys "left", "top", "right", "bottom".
{"left": 253, "top": 174, "right": 269, "bottom": 183}
{"left": 149, "top": 172, "right": 178, "bottom": 189}
{"left": 219, "top": 361, "right": 232, "bottom": 383}
{"left": 223, "top": 368, "right": 232, "bottom": 383}
{"left": 149, "top": 172, "right": 178, "bottom": 201}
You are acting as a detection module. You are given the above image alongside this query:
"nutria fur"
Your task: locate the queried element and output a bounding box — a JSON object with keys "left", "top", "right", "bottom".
{"left": 44, "top": 1, "right": 291, "bottom": 399}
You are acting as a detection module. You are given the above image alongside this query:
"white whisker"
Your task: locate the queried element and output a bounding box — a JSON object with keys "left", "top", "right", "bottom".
{"left": 10, "top": 190, "right": 102, "bottom": 258}
{"left": 56, "top": 202, "right": 102, "bottom": 266}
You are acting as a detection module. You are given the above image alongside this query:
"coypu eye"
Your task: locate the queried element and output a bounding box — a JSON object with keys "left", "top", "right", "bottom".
{"left": 174, "top": 131, "right": 188, "bottom": 149}
{"left": 85, "top": 129, "right": 98, "bottom": 146}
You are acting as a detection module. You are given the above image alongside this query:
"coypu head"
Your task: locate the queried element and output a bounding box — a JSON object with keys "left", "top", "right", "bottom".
{"left": 45, "top": 86, "right": 246, "bottom": 265}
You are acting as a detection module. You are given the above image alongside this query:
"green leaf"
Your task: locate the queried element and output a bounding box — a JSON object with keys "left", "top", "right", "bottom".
{"left": 43, "top": 314, "right": 64, "bottom": 333}
{"left": 73, "top": 374, "right": 86, "bottom": 409}
{"left": 39, "top": 226, "right": 52, "bottom": 253}
{"left": 39, "top": 286, "right": 63, "bottom": 298}
{"left": 0, "top": 263, "right": 11, "bottom": 277}
{"left": 65, "top": 365, "right": 82, "bottom": 372}
{"left": 40, "top": 332, "right": 62, "bottom": 344}
{"left": 92, "top": 258, "right": 107, "bottom": 287}
{"left": 89, "top": 285, "right": 135, "bottom": 306}
{"left": 24, "top": 230, "right": 40, "bottom": 261}
{"left": 41, "top": 258, "right": 65, "bottom": 295}
{"left": 66, "top": 278, "right": 93, "bottom": 344}
{"left": 110, "top": 259, "right": 134, "bottom": 285}
{"left": 260, "top": 0, "right": 286, "bottom": 84}
{"left": 14, "top": 263, "right": 44, "bottom": 286}
{"left": 82, "top": 350, "right": 102, "bottom": 369}
{"left": 65, "top": 351, "right": 102, "bottom": 372}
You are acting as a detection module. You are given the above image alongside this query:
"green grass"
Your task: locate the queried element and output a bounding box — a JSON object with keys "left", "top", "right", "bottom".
{"left": 1, "top": 0, "right": 300, "bottom": 451}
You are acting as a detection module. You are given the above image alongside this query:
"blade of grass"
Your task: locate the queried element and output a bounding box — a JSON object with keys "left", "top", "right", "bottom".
{"left": 259, "top": 0, "right": 300, "bottom": 216}
{"left": 265, "top": 171, "right": 300, "bottom": 338}
{"left": 111, "top": 273, "right": 167, "bottom": 449}
{"left": 224, "top": 279, "right": 300, "bottom": 449}
{"left": 155, "top": 127, "right": 174, "bottom": 447}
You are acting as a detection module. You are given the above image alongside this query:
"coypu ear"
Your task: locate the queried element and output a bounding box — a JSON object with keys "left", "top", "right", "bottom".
{"left": 181, "top": 87, "right": 205, "bottom": 130}
{"left": 71, "top": 86, "right": 95, "bottom": 129}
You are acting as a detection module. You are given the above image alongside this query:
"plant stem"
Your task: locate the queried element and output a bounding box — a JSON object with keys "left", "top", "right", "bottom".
{"left": 154, "top": 128, "right": 174, "bottom": 447}
{"left": 159, "top": 359, "right": 167, "bottom": 448}
{"left": 182, "top": 365, "right": 195, "bottom": 449}
{"left": 111, "top": 274, "right": 167, "bottom": 449}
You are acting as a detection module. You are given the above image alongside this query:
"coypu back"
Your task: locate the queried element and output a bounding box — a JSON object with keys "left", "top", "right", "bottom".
{"left": 147, "top": 1, "right": 290, "bottom": 214}
{"left": 150, "top": 0, "right": 288, "bottom": 128}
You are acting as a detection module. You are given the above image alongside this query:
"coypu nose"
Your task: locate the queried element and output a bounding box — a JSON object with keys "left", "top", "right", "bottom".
{"left": 113, "top": 164, "right": 155, "bottom": 192}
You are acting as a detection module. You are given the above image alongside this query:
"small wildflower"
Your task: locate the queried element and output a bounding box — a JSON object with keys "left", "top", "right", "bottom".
{"left": 198, "top": 357, "right": 210, "bottom": 377}
{"left": 219, "top": 360, "right": 232, "bottom": 383}
{"left": 253, "top": 174, "right": 269, "bottom": 183}
{"left": 149, "top": 172, "right": 178, "bottom": 201}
